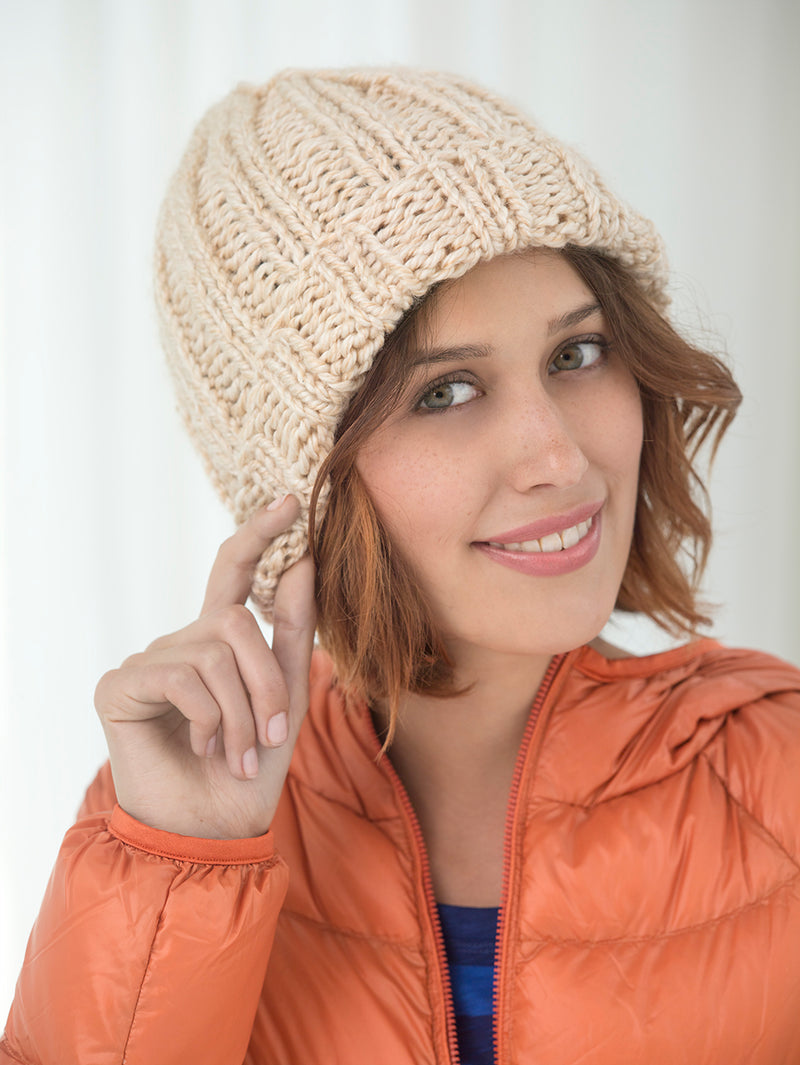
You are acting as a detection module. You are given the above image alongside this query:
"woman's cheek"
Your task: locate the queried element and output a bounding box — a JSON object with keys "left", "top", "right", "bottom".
{"left": 358, "top": 435, "right": 465, "bottom": 553}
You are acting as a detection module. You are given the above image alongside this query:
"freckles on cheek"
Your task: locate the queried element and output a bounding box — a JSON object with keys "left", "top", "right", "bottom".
{"left": 356, "top": 445, "right": 417, "bottom": 531}
{"left": 357, "top": 440, "right": 461, "bottom": 541}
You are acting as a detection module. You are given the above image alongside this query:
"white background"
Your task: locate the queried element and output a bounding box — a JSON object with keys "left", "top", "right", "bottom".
{"left": 1, "top": 0, "right": 799, "bottom": 1013}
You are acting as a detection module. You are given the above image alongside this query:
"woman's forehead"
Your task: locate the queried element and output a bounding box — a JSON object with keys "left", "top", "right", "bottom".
{"left": 412, "top": 251, "right": 597, "bottom": 350}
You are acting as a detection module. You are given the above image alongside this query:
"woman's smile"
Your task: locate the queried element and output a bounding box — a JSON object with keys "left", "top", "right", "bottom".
{"left": 486, "top": 520, "right": 594, "bottom": 552}
{"left": 356, "top": 249, "right": 644, "bottom": 666}
{"left": 479, "top": 498, "right": 602, "bottom": 551}
{"left": 476, "top": 509, "right": 602, "bottom": 577}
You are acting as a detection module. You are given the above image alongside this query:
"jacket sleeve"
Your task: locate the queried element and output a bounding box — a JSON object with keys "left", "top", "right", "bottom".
{"left": 1, "top": 764, "right": 289, "bottom": 1065}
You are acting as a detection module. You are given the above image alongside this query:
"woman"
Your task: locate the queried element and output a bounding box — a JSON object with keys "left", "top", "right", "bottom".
{"left": 3, "top": 68, "right": 800, "bottom": 1065}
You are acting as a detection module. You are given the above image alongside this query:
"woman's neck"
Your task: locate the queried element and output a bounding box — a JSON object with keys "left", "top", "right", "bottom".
{"left": 375, "top": 648, "right": 554, "bottom": 906}
{"left": 375, "top": 636, "right": 628, "bottom": 905}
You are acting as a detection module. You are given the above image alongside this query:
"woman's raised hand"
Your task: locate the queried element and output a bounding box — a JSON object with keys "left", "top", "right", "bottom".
{"left": 94, "top": 496, "right": 316, "bottom": 840}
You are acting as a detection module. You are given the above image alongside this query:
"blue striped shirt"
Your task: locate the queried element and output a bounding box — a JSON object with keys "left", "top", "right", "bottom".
{"left": 437, "top": 904, "right": 499, "bottom": 1065}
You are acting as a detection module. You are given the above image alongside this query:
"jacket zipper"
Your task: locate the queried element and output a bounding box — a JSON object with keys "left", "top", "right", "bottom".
{"left": 492, "top": 653, "right": 566, "bottom": 1065}
{"left": 368, "top": 652, "right": 567, "bottom": 1065}
{"left": 373, "top": 743, "right": 462, "bottom": 1064}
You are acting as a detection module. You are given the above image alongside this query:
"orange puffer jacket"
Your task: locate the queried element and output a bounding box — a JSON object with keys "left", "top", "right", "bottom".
{"left": 3, "top": 640, "right": 800, "bottom": 1065}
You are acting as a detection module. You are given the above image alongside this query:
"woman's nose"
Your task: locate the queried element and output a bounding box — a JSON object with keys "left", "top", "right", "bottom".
{"left": 504, "top": 394, "right": 589, "bottom": 491}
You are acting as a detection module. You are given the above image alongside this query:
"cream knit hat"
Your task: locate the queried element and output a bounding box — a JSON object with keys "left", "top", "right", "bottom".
{"left": 155, "top": 67, "right": 668, "bottom": 618}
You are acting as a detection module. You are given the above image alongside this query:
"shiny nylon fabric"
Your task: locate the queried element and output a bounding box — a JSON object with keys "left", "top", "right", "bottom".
{"left": 3, "top": 641, "right": 800, "bottom": 1065}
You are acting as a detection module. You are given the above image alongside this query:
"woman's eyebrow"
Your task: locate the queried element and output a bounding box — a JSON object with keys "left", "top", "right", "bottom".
{"left": 410, "top": 343, "right": 492, "bottom": 368}
{"left": 547, "top": 301, "right": 603, "bottom": 336}
{"left": 409, "top": 302, "right": 603, "bottom": 367}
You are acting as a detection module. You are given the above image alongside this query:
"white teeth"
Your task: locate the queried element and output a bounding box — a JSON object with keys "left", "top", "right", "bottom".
{"left": 503, "top": 539, "right": 540, "bottom": 552}
{"left": 560, "top": 525, "right": 581, "bottom": 549}
{"left": 488, "top": 518, "right": 593, "bottom": 554}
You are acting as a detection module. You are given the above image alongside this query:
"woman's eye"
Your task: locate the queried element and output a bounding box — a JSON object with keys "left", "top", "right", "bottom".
{"left": 417, "top": 380, "right": 479, "bottom": 410}
{"left": 550, "top": 340, "right": 605, "bottom": 374}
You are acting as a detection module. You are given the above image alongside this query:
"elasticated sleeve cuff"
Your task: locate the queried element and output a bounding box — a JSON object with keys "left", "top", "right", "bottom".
{"left": 109, "top": 804, "right": 276, "bottom": 865}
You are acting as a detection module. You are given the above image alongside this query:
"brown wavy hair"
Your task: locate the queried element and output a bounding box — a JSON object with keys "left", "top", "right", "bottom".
{"left": 309, "top": 247, "right": 741, "bottom": 739}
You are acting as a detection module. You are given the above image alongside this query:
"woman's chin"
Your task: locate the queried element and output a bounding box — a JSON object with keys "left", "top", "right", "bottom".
{"left": 442, "top": 608, "right": 616, "bottom": 671}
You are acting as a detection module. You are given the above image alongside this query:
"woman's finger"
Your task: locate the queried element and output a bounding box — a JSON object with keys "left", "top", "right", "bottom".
{"left": 160, "top": 664, "right": 223, "bottom": 759}
{"left": 100, "top": 643, "right": 262, "bottom": 780}
{"left": 97, "top": 657, "right": 224, "bottom": 759}
{"left": 270, "top": 554, "right": 317, "bottom": 735}
{"left": 201, "top": 494, "right": 300, "bottom": 616}
{"left": 143, "top": 604, "right": 293, "bottom": 750}
{"left": 185, "top": 641, "right": 262, "bottom": 779}
{"left": 198, "top": 603, "right": 291, "bottom": 750}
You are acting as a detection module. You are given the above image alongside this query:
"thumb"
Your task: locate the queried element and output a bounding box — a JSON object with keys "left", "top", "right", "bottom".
{"left": 270, "top": 554, "right": 317, "bottom": 726}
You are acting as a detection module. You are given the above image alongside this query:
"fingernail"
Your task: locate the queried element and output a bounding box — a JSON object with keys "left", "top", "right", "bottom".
{"left": 267, "top": 712, "right": 288, "bottom": 746}
{"left": 267, "top": 494, "right": 290, "bottom": 511}
{"left": 205, "top": 735, "right": 217, "bottom": 758}
{"left": 242, "top": 747, "right": 259, "bottom": 778}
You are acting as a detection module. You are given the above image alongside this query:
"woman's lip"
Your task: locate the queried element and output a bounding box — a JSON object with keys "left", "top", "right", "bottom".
{"left": 474, "top": 511, "right": 602, "bottom": 577}
{"left": 477, "top": 501, "right": 604, "bottom": 546}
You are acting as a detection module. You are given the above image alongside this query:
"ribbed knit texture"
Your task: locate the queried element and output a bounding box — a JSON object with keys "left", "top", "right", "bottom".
{"left": 154, "top": 67, "right": 669, "bottom": 618}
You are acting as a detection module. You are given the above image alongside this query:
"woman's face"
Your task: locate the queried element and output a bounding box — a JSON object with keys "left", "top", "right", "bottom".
{"left": 355, "top": 250, "right": 643, "bottom": 668}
